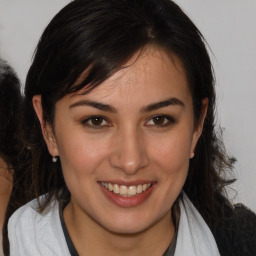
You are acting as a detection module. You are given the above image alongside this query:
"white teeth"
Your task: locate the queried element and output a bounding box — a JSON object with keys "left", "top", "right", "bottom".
{"left": 113, "top": 184, "right": 119, "bottom": 194}
{"left": 120, "top": 185, "right": 128, "bottom": 195}
{"left": 108, "top": 183, "right": 113, "bottom": 191}
{"left": 136, "top": 184, "right": 142, "bottom": 194}
{"left": 128, "top": 186, "right": 137, "bottom": 196}
{"left": 101, "top": 182, "right": 152, "bottom": 197}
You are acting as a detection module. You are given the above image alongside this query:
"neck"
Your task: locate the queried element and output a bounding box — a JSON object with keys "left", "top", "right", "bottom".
{"left": 64, "top": 201, "right": 174, "bottom": 256}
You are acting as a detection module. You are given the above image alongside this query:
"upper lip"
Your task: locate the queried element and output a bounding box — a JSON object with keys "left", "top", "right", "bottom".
{"left": 98, "top": 180, "right": 156, "bottom": 186}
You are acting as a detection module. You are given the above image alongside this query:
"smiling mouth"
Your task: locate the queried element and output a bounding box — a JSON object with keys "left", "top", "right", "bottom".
{"left": 100, "top": 182, "right": 152, "bottom": 197}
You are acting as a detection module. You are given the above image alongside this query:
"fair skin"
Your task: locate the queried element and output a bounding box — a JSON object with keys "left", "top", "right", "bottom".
{"left": 33, "top": 46, "right": 208, "bottom": 256}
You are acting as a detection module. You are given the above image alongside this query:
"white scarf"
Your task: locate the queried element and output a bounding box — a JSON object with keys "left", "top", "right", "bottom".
{"left": 9, "top": 193, "right": 221, "bottom": 256}
{"left": 174, "top": 193, "right": 221, "bottom": 256}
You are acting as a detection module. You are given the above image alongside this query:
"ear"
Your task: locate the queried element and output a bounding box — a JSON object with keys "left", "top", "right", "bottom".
{"left": 32, "top": 95, "right": 59, "bottom": 157}
{"left": 190, "top": 98, "right": 208, "bottom": 159}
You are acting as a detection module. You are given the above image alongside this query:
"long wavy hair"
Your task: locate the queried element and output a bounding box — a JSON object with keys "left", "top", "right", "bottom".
{"left": 22, "top": 0, "right": 235, "bottom": 234}
{"left": 0, "top": 59, "right": 34, "bottom": 255}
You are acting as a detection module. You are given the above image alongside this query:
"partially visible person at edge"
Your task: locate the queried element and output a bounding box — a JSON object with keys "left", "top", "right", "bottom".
{"left": 7, "top": 0, "right": 256, "bottom": 255}
{"left": 0, "top": 59, "right": 33, "bottom": 256}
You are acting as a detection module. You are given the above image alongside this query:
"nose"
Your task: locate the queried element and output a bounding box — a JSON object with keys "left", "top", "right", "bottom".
{"left": 109, "top": 128, "right": 149, "bottom": 175}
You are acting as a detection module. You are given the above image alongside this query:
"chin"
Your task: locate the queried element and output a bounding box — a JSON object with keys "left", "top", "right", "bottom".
{"left": 97, "top": 211, "right": 160, "bottom": 235}
{"left": 106, "top": 222, "right": 151, "bottom": 235}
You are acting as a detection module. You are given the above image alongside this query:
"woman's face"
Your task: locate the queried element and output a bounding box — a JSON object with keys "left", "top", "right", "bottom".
{"left": 35, "top": 46, "right": 206, "bottom": 234}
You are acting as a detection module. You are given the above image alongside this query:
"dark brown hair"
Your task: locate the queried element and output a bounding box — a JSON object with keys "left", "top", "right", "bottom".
{"left": 0, "top": 59, "right": 34, "bottom": 255}
{"left": 22, "top": 0, "right": 235, "bottom": 233}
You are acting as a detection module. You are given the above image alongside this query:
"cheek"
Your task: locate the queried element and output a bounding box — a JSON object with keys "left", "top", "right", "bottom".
{"left": 145, "top": 133, "right": 192, "bottom": 216}
{"left": 56, "top": 134, "right": 111, "bottom": 200}
{"left": 55, "top": 128, "right": 109, "bottom": 178}
{"left": 149, "top": 129, "right": 192, "bottom": 200}
{"left": 151, "top": 130, "right": 192, "bottom": 170}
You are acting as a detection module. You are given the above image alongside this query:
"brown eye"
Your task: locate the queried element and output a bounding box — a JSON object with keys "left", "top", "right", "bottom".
{"left": 90, "top": 117, "right": 104, "bottom": 126}
{"left": 145, "top": 115, "right": 175, "bottom": 127}
{"left": 82, "top": 116, "right": 110, "bottom": 128}
{"left": 152, "top": 116, "right": 166, "bottom": 125}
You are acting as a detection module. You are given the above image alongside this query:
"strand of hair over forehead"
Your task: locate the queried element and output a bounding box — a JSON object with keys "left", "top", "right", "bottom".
{"left": 27, "top": 0, "right": 209, "bottom": 100}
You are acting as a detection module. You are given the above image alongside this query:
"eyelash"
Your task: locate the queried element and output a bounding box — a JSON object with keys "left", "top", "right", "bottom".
{"left": 81, "top": 116, "right": 111, "bottom": 129}
{"left": 81, "top": 115, "right": 175, "bottom": 129}
{"left": 145, "top": 115, "right": 175, "bottom": 127}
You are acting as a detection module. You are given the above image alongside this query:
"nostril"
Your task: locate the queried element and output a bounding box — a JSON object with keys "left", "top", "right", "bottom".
{"left": 109, "top": 132, "right": 149, "bottom": 173}
{"left": 110, "top": 153, "right": 149, "bottom": 175}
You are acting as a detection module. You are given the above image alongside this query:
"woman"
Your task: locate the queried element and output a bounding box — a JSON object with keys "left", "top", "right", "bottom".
{"left": 0, "top": 59, "right": 33, "bottom": 255}
{"left": 8, "top": 0, "right": 256, "bottom": 255}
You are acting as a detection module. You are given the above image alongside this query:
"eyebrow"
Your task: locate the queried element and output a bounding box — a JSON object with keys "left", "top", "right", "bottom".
{"left": 69, "top": 100, "right": 117, "bottom": 113}
{"left": 141, "top": 97, "right": 184, "bottom": 112}
{"left": 69, "top": 97, "right": 184, "bottom": 113}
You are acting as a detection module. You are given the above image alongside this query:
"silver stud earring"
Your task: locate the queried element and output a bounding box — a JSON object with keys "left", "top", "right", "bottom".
{"left": 52, "top": 156, "right": 58, "bottom": 163}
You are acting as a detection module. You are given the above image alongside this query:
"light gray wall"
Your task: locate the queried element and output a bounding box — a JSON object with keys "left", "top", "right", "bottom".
{"left": 0, "top": 0, "right": 255, "bottom": 211}
{"left": 0, "top": 0, "right": 71, "bottom": 84}
{"left": 176, "top": 0, "right": 256, "bottom": 211}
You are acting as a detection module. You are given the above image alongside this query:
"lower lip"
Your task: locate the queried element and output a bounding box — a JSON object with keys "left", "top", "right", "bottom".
{"left": 99, "top": 184, "right": 155, "bottom": 208}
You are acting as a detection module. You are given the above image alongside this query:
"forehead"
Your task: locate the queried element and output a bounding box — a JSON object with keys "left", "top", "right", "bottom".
{"left": 68, "top": 46, "right": 191, "bottom": 106}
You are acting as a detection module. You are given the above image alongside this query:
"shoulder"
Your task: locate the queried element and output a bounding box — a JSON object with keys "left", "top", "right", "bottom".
{"left": 8, "top": 196, "right": 69, "bottom": 255}
{"left": 233, "top": 204, "right": 256, "bottom": 254}
{"left": 214, "top": 203, "right": 256, "bottom": 256}
{"left": 8, "top": 196, "right": 57, "bottom": 232}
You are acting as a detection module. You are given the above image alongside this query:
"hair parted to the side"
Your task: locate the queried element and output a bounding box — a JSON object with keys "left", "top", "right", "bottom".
{"left": 22, "top": 0, "right": 235, "bottom": 232}
{"left": 0, "top": 59, "right": 34, "bottom": 256}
